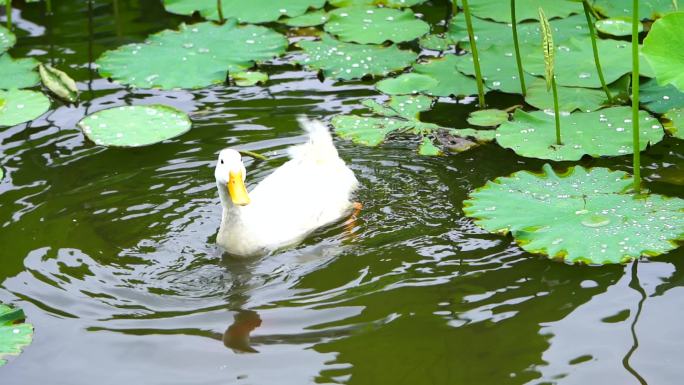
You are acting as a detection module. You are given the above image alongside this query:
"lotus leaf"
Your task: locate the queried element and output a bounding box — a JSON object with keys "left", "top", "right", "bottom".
{"left": 467, "top": 109, "right": 508, "bottom": 127}
{"left": 412, "top": 55, "right": 479, "bottom": 97}
{"left": 418, "top": 34, "right": 455, "bottom": 51}
{"left": 39, "top": 64, "right": 79, "bottom": 103}
{"left": 0, "top": 25, "right": 15, "bottom": 54}
{"left": 595, "top": 18, "right": 643, "bottom": 37}
{"left": 663, "top": 108, "right": 684, "bottom": 140}
{"left": 418, "top": 137, "right": 441, "bottom": 155}
{"left": 640, "top": 78, "right": 684, "bottom": 114}
{"left": 324, "top": 7, "right": 430, "bottom": 44}
{"left": 281, "top": 10, "right": 330, "bottom": 27}
{"left": 495, "top": 107, "right": 664, "bottom": 161}
{"left": 466, "top": 0, "right": 582, "bottom": 23}
{"left": 233, "top": 71, "right": 268, "bottom": 87}
{"left": 455, "top": 45, "right": 536, "bottom": 94}
{"left": 525, "top": 77, "right": 628, "bottom": 113}
{"left": 0, "top": 89, "right": 50, "bottom": 127}
{"left": 0, "top": 55, "right": 40, "bottom": 90}
{"left": 464, "top": 164, "right": 684, "bottom": 264}
{"left": 297, "top": 35, "right": 417, "bottom": 80}
{"left": 97, "top": 21, "right": 287, "bottom": 90}
{"left": 162, "top": 0, "right": 326, "bottom": 23}
{"left": 78, "top": 105, "right": 192, "bottom": 147}
{"left": 376, "top": 73, "right": 438, "bottom": 95}
{"left": 642, "top": 12, "right": 684, "bottom": 92}
{"left": 592, "top": 0, "right": 676, "bottom": 20}
{"left": 0, "top": 304, "right": 33, "bottom": 366}
{"left": 330, "top": 0, "right": 429, "bottom": 7}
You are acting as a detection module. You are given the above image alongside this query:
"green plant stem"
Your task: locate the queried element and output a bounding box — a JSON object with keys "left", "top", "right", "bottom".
{"left": 673, "top": 0, "right": 679, "bottom": 11}
{"left": 46, "top": 0, "right": 52, "bottom": 14}
{"left": 510, "top": 0, "right": 526, "bottom": 96}
{"left": 217, "top": 0, "right": 225, "bottom": 24}
{"left": 239, "top": 150, "right": 268, "bottom": 161}
{"left": 582, "top": 0, "right": 613, "bottom": 104}
{"left": 551, "top": 76, "right": 561, "bottom": 145}
{"left": 461, "top": 0, "right": 486, "bottom": 108}
{"left": 5, "top": 0, "right": 11, "bottom": 30}
{"left": 631, "top": 0, "right": 641, "bottom": 194}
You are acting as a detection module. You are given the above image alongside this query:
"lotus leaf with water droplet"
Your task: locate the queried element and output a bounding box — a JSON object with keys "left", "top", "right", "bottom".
{"left": 642, "top": 12, "right": 684, "bottom": 93}
{"left": 78, "top": 105, "right": 192, "bottom": 147}
{"left": 378, "top": 55, "right": 479, "bottom": 97}
{"left": 467, "top": 109, "right": 509, "bottom": 127}
{"left": 496, "top": 107, "right": 664, "bottom": 161}
{"left": 0, "top": 25, "right": 16, "bottom": 55}
{"left": 297, "top": 35, "right": 417, "bottom": 80}
{"left": 0, "top": 55, "right": 40, "bottom": 90}
{"left": 97, "top": 21, "right": 287, "bottom": 90}
{"left": 455, "top": 45, "right": 536, "bottom": 94}
{"left": 466, "top": 0, "right": 582, "bottom": 23}
{"left": 162, "top": 0, "right": 326, "bottom": 23}
{"left": 0, "top": 89, "right": 50, "bottom": 127}
{"left": 281, "top": 9, "right": 330, "bottom": 27}
{"left": 640, "top": 78, "right": 684, "bottom": 114}
{"left": 464, "top": 164, "right": 684, "bottom": 264}
{"left": 0, "top": 304, "right": 33, "bottom": 366}
{"left": 595, "top": 18, "right": 643, "bottom": 37}
{"left": 525, "top": 77, "right": 629, "bottom": 113}
{"left": 592, "top": 0, "right": 677, "bottom": 20}
{"left": 329, "top": 0, "right": 429, "bottom": 7}
{"left": 324, "top": 6, "right": 429, "bottom": 44}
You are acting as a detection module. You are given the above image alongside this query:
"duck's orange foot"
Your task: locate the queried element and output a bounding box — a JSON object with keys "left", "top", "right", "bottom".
{"left": 344, "top": 202, "right": 363, "bottom": 239}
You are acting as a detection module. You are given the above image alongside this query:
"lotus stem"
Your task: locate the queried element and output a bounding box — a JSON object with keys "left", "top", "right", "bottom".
{"left": 673, "top": 0, "right": 679, "bottom": 11}
{"left": 239, "top": 150, "right": 268, "bottom": 161}
{"left": 510, "top": 0, "right": 526, "bottom": 96}
{"left": 461, "top": 0, "right": 486, "bottom": 108}
{"left": 631, "top": 0, "right": 641, "bottom": 193}
{"left": 582, "top": 0, "right": 613, "bottom": 104}
{"left": 217, "top": 0, "right": 225, "bottom": 24}
{"left": 551, "top": 76, "right": 561, "bottom": 145}
{"left": 5, "top": 0, "right": 11, "bottom": 30}
{"left": 46, "top": 0, "right": 52, "bottom": 14}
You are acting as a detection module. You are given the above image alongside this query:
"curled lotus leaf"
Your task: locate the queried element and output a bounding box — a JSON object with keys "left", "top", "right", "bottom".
{"left": 39, "top": 64, "right": 79, "bottom": 103}
{"left": 464, "top": 164, "right": 684, "bottom": 264}
{"left": 0, "top": 25, "right": 16, "bottom": 54}
{"left": 642, "top": 12, "right": 684, "bottom": 93}
{"left": 0, "top": 55, "right": 40, "bottom": 90}
{"left": 324, "top": 6, "right": 430, "bottom": 44}
{"left": 97, "top": 21, "right": 287, "bottom": 90}
{"left": 0, "top": 89, "right": 50, "bottom": 127}
{"left": 495, "top": 107, "right": 664, "bottom": 161}
{"left": 162, "top": 0, "right": 326, "bottom": 23}
{"left": 0, "top": 304, "right": 34, "bottom": 366}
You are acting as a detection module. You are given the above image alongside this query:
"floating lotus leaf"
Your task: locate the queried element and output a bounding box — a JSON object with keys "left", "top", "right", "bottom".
{"left": 467, "top": 0, "right": 582, "bottom": 23}
{"left": 525, "top": 77, "right": 628, "bottom": 113}
{"left": 233, "top": 71, "right": 268, "bottom": 87}
{"left": 163, "top": 0, "right": 326, "bottom": 23}
{"left": 78, "top": 105, "right": 192, "bottom": 147}
{"left": 663, "top": 108, "right": 684, "bottom": 140}
{"left": 467, "top": 109, "right": 508, "bottom": 127}
{"left": 0, "top": 25, "right": 15, "bottom": 54}
{"left": 329, "top": 0, "right": 429, "bottom": 7}
{"left": 595, "top": 18, "right": 643, "bottom": 37}
{"left": 376, "top": 73, "right": 438, "bottom": 95}
{"left": 97, "top": 21, "right": 287, "bottom": 90}
{"left": 0, "top": 89, "right": 50, "bottom": 127}
{"left": 496, "top": 107, "right": 664, "bottom": 161}
{"left": 524, "top": 37, "right": 653, "bottom": 88}
{"left": 0, "top": 304, "right": 33, "bottom": 366}
{"left": 39, "top": 64, "right": 79, "bottom": 103}
{"left": 324, "top": 6, "right": 430, "bottom": 44}
{"left": 412, "top": 55, "right": 479, "bottom": 97}
{"left": 0, "top": 55, "right": 40, "bottom": 90}
{"left": 455, "top": 45, "right": 536, "bottom": 94}
{"left": 418, "top": 137, "right": 441, "bottom": 155}
{"left": 592, "top": 0, "right": 676, "bottom": 20}
{"left": 297, "top": 35, "right": 417, "bottom": 80}
{"left": 640, "top": 78, "right": 684, "bottom": 114}
{"left": 642, "top": 12, "right": 684, "bottom": 92}
{"left": 418, "top": 34, "right": 455, "bottom": 51}
{"left": 281, "top": 10, "right": 330, "bottom": 27}
{"left": 464, "top": 164, "right": 684, "bottom": 264}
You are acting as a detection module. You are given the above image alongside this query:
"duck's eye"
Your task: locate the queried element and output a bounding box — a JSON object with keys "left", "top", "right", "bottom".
{"left": 220, "top": 159, "right": 224, "bottom": 164}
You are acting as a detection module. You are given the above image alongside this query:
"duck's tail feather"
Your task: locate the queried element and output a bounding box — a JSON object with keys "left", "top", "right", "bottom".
{"left": 288, "top": 116, "right": 340, "bottom": 163}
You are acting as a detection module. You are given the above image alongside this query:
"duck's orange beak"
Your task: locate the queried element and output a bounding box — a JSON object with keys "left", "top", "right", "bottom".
{"left": 228, "top": 171, "right": 250, "bottom": 206}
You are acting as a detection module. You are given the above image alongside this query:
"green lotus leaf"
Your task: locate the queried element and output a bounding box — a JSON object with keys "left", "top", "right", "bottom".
{"left": 592, "top": 0, "right": 677, "bottom": 20}
{"left": 281, "top": 9, "right": 330, "bottom": 27}
{"left": 78, "top": 105, "right": 192, "bottom": 147}
{"left": 0, "top": 89, "right": 50, "bottom": 127}
{"left": 0, "top": 55, "right": 40, "bottom": 90}
{"left": 464, "top": 163, "right": 684, "bottom": 264}
{"left": 97, "top": 21, "right": 287, "bottom": 90}
{"left": 162, "top": 0, "right": 326, "bottom": 23}
{"left": 455, "top": 45, "right": 537, "bottom": 94}
{"left": 376, "top": 73, "right": 438, "bottom": 95}
{"left": 39, "top": 64, "right": 79, "bottom": 103}
{"left": 418, "top": 34, "right": 455, "bottom": 51}
{"left": 467, "top": 109, "right": 508, "bottom": 127}
{"left": 412, "top": 55, "right": 479, "bottom": 97}
{"left": 525, "top": 77, "right": 629, "bottom": 113}
{"left": 640, "top": 78, "right": 684, "bottom": 114}
{"left": 329, "top": 0, "right": 429, "bottom": 7}
{"left": 233, "top": 71, "right": 268, "bottom": 86}
{"left": 595, "top": 18, "right": 643, "bottom": 37}
{"left": 324, "top": 6, "right": 430, "bottom": 44}
{"left": 297, "top": 35, "right": 417, "bottom": 80}
{"left": 466, "top": 0, "right": 582, "bottom": 23}
{"left": 663, "top": 108, "right": 684, "bottom": 140}
{"left": 495, "top": 107, "right": 664, "bottom": 161}
{"left": 0, "top": 25, "right": 16, "bottom": 55}
{"left": 0, "top": 304, "right": 33, "bottom": 367}
{"left": 524, "top": 37, "right": 654, "bottom": 88}
{"left": 418, "top": 136, "right": 442, "bottom": 156}
{"left": 642, "top": 12, "right": 684, "bottom": 92}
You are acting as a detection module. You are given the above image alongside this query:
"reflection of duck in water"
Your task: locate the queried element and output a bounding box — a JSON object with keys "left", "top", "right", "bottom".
{"left": 214, "top": 117, "right": 359, "bottom": 257}
{"left": 223, "top": 310, "right": 262, "bottom": 353}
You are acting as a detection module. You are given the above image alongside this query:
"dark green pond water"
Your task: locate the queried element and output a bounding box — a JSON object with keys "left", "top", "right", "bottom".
{"left": 2, "top": 1, "right": 684, "bottom": 384}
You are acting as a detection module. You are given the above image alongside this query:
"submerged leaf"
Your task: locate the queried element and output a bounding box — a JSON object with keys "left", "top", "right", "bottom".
{"left": 78, "top": 105, "right": 192, "bottom": 147}
{"left": 324, "top": 6, "right": 429, "bottom": 44}
{"left": 39, "top": 64, "right": 79, "bottom": 103}
{"left": 0, "top": 89, "right": 50, "bottom": 127}
{"left": 464, "top": 164, "right": 684, "bottom": 264}
{"left": 0, "top": 304, "right": 33, "bottom": 367}
{"left": 642, "top": 12, "right": 684, "bottom": 92}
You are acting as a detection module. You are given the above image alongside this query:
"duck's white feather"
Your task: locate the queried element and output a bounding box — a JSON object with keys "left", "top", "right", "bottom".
{"left": 217, "top": 118, "right": 358, "bottom": 257}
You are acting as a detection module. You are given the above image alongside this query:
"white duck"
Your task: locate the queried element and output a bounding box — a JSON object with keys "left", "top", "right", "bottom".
{"left": 214, "top": 117, "right": 359, "bottom": 257}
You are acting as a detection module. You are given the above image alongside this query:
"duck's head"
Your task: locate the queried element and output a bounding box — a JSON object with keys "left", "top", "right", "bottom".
{"left": 215, "top": 149, "right": 251, "bottom": 206}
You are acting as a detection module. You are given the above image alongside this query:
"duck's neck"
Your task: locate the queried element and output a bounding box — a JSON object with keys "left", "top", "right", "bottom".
{"left": 217, "top": 182, "right": 239, "bottom": 220}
